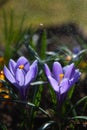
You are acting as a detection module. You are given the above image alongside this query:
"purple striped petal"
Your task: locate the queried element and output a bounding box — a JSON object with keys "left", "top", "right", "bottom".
{"left": 31, "top": 60, "right": 38, "bottom": 77}
{"left": 44, "top": 64, "right": 51, "bottom": 77}
{"left": 15, "top": 69, "right": 25, "bottom": 86}
{"left": 48, "top": 76, "right": 59, "bottom": 92}
{"left": 25, "top": 60, "right": 38, "bottom": 86}
{"left": 9, "top": 59, "right": 16, "bottom": 76}
{"left": 63, "top": 65, "right": 68, "bottom": 73}
{"left": 30, "top": 60, "right": 38, "bottom": 71}
{"left": 16, "top": 56, "right": 30, "bottom": 71}
{"left": 64, "top": 63, "right": 75, "bottom": 79}
{"left": 52, "top": 62, "right": 63, "bottom": 82}
{"left": 4, "top": 66, "right": 16, "bottom": 83}
{"left": 60, "top": 78, "right": 70, "bottom": 94}
{"left": 74, "top": 69, "right": 81, "bottom": 81}
{"left": 70, "top": 69, "right": 81, "bottom": 86}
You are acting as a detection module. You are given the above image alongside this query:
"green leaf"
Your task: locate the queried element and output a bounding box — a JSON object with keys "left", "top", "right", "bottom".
{"left": 0, "top": 122, "right": 7, "bottom": 130}
{"left": 30, "top": 81, "right": 47, "bottom": 86}
{"left": 2, "top": 9, "right": 8, "bottom": 41}
{"left": 49, "top": 84, "right": 57, "bottom": 107}
{"left": 38, "top": 121, "right": 57, "bottom": 130}
{"left": 71, "top": 116, "right": 87, "bottom": 120}
{"left": 74, "top": 96, "right": 87, "bottom": 106}
{"left": 67, "top": 96, "right": 87, "bottom": 115}
{"left": 68, "top": 100, "right": 77, "bottom": 117}
{"left": 68, "top": 85, "right": 75, "bottom": 99}
{"left": 0, "top": 98, "right": 49, "bottom": 117}
{"left": 39, "top": 30, "right": 47, "bottom": 59}
{"left": 25, "top": 41, "right": 40, "bottom": 60}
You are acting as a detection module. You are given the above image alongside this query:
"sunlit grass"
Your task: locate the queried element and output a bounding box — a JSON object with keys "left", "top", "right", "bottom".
{"left": 0, "top": 0, "right": 87, "bottom": 44}
{"left": 0, "top": 0, "right": 87, "bottom": 27}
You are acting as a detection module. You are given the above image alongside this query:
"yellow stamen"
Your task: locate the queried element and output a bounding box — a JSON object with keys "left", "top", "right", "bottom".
{"left": 19, "top": 65, "right": 24, "bottom": 69}
{"left": 4, "top": 95, "right": 10, "bottom": 99}
{"left": 0, "top": 71, "right": 5, "bottom": 80}
{"left": 59, "top": 74, "right": 64, "bottom": 83}
{"left": 66, "top": 55, "right": 72, "bottom": 61}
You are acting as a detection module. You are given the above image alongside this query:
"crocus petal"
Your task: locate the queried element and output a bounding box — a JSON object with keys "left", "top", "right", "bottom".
{"left": 48, "top": 76, "right": 59, "bottom": 92}
{"left": 15, "top": 69, "right": 25, "bottom": 86}
{"left": 9, "top": 59, "right": 16, "bottom": 76}
{"left": 30, "top": 60, "right": 38, "bottom": 77}
{"left": 63, "top": 65, "right": 69, "bottom": 73}
{"left": 52, "top": 62, "right": 63, "bottom": 82}
{"left": 25, "top": 61, "right": 38, "bottom": 86}
{"left": 70, "top": 69, "right": 81, "bottom": 86}
{"left": 16, "top": 56, "right": 30, "bottom": 71}
{"left": 30, "top": 60, "right": 38, "bottom": 70}
{"left": 64, "top": 63, "right": 75, "bottom": 79}
{"left": 30, "top": 60, "right": 38, "bottom": 79}
{"left": 44, "top": 64, "right": 51, "bottom": 77}
{"left": 4, "top": 66, "right": 16, "bottom": 83}
{"left": 74, "top": 69, "right": 81, "bottom": 80}
{"left": 60, "top": 78, "right": 70, "bottom": 94}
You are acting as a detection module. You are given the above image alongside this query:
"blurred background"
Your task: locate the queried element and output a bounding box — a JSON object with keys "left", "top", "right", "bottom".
{"left": 0, "top": 0, "right": 87, "bottom": 59}
{"left": 0, "top": 0, "right": 87, "bottom": 40}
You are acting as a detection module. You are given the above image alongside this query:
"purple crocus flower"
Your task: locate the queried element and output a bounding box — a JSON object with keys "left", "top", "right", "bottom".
{"left": 44, "top": 62, "right": 81, "bottom": 105}
{"left": 4, "top": 56, "right": 38, "bottom": 100}
{"left": 73, "top": 46, "right": 81, "bottom": 55}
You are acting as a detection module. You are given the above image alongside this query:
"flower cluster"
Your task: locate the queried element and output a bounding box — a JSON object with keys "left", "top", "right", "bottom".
{"left": 3, "top": 56, "right": 81, "bottom": 105}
